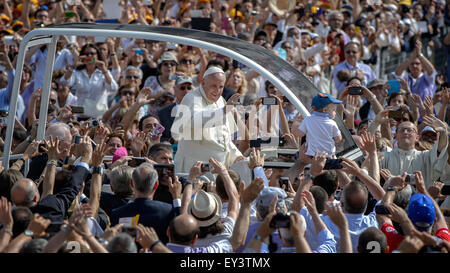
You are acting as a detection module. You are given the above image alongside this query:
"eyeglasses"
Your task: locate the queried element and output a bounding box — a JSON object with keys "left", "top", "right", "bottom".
{"left": 180, "top": 86, "right": 193, "bottom": 91}
{"left": 397, "top": 127, "right": 416, "bottom": 134}
{"left": 162, "top": 61, "right": 177, "bottom": 67}
{"left": 126, "top": 75, "right": 140, "bottom": 79}
{"left": 181, "top": 59, "right": 194, "bottom": 64}
{"left": 345, "top": 50, "right": 359, "bottom": 54}
{"left": 120, "top": 91, "right": 134, "bottom": 96}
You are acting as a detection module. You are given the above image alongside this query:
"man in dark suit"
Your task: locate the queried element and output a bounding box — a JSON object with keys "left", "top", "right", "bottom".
{"left": 110, "top": 162, "right": 182, "bottom": 244}
{"left": 10, "top": 135, "right": 93, "bottom": 236}
{"left": 158, "top": 75, "right": 194, "bottom": 142}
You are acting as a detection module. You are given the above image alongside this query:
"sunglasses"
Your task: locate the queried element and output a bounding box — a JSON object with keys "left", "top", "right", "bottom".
{"left": 162, "top": 61, "right": 177, "bottom": 67}
{"left": 180, "top": 86, "right": 193, "bottom": 91}
{"left": 181, "top": 59, "right": 194, "bottom": 64}
{"left": 126, "top": 75, "right": 140, "bottom": 79}
{"left": 120, "top": 91, "right": 134, "bottom": 96}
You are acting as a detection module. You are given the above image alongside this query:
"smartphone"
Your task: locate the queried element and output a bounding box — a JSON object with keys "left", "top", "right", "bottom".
{"left": 324, "top": 159, "right": 343, "bottom": 170}
{"left": 84, "top": 57, "right": 95, "bottom": 64}
{"left": 150, "top": 124, "right": 165, "bottom": 140}
{"left": 70, "top": 105, "right": 84, "bottom": 114}
{"left": 388, "top": 109, "right": 404, "bottom": 120}
{"left": 38, "top": 143, "right": 46, "bottom": 153}
{"left": 348, "top": 86, "right": 364, "bottom": 95}
{"left": 201, "top": 162, "right": 210, "bottom": 173}
{"left": 221, "top": 17, "right": 231, "bottom": 31}
{"left": 134, "top": 48, "right": 144, "bottom": 55}
{"left": 4, "top": 35, "right": 16, "bottom": 46}
{"left": 262, "top": 97, "right": 277, "bottom": 105}
{"left": 279, "top": 177, "right": 289, "bottom": 189}
{"left": 405, "top": 174, "right": 416, "bottom": 186}
{"left": 269, "top": 212, "right": 291, "bottom": 228}
{"left": 441, "top": 185, "right": 450, "bottom": 195}
{"left": 131, "top": 157, "right": 145, "bottom": 167}
{"left": 121, "top": 226, "right": 137, "bottom": 238}
{"left": 375, "top": 205, "right": 390, "bottom": 215}
{"left": 154, "top": 163, "right": 175, "bottom": 182}
{"left": 387, "top": 80, "right": 400, "bottom": 94}
{"left": 249, "top": 137, "right": 273, "bottom": 148}
{"left": 65, "top": 11, "right": 76, "bottom": 18}
{"left": 278, "top": 136, "right": 286, "bottom": 147}
{"left": 74, "top": 135, "right": 83, "bottom": 144}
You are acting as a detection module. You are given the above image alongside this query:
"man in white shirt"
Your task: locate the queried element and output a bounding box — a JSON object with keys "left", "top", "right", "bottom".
{"left": 380, "top": 120, "right": 448, "bottom": 188}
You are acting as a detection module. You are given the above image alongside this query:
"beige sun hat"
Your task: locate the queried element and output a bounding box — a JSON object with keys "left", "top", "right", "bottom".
{"left": 188, "top": 190, "right": 222, "bottom": 227}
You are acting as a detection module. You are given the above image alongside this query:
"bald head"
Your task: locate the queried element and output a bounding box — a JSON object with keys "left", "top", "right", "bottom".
{"left": 341, "top": 181, "right": 368, "bottom": 214}
{"left": 168, "top": 214, "right": 199, "bottom": 246}
{"left": 11, "top": 178, "right": 40, "bottom": 208}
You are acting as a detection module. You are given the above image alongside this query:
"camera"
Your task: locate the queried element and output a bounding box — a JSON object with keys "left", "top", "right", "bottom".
{"left": 324, "top": 159, "right": 343, "bottom": 170}
{"left": 405, "top": 174, "right": 416, "bottom": 185}
{"left": 70, "top": 105, "right": 84, "bottom": 114}
{"left": 201, "top": 162, "right": 210, "bottom": 173}
{"left": 74, "top": 135, "right": 83, "bottom": 144}
{"left": 279, "top": 177, "right": 289, "bottom": 189}
{"left": 262, "top": 97, "right": 277, "bottom": 105}
{"left": 89, "top": 119, "right": 99, "bottom": 127}
{"left": 348, "top": 86, "right": 364, "bottom": 95}
{"left": 270, "top": 212, "right": 291, "bottom": 228}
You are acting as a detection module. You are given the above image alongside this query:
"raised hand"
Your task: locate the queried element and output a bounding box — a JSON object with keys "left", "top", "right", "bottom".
{"left": 91, "top": 140, "right": 107, "bottom": 167}
{"left": 248, "top": 147, "right": 265, "bottom": 170}
{"left": 310, "top": 151, "right": 327, "bottom": 177}
{"left": 360, "top": 131, "right": 376, "bottom": 154}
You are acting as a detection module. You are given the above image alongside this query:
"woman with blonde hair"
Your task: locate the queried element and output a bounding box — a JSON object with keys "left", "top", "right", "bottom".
{"left": 225, "top": 68, "right": 247, "bottom": 95}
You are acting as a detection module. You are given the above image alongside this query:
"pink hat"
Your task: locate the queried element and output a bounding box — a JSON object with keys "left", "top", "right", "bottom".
{"left": 112, "top": 147, "right": 128, "bottom": 163}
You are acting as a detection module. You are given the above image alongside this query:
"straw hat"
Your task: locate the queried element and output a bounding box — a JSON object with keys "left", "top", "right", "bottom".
{"left": 188, "top": 190, "right": 222, "bottom": 227}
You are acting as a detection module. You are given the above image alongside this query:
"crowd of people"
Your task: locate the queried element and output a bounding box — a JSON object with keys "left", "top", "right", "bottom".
{"left": 0, "top": 0, "right": 449, "bottom": 254}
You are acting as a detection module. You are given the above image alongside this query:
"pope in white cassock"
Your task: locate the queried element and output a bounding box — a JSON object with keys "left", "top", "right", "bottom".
{"left": 171, "top": 66, "right": 244, "bottom": 173}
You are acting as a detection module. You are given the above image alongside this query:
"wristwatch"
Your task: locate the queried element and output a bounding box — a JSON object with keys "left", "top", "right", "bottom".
{"left": 386, "top": 186, "right": 396, "bottom": 192}
{"left": 92, "top": 166, "right": 104, "bottom": 175}
{"left": 24, "top": 229, "right": 34, "bottom": 237}
{"left": 305, "top": 173, "right": 314, "bottom": 181}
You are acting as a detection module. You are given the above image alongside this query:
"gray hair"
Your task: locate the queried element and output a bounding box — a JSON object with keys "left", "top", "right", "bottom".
{"left": 109, "top": 165, "right": 134, "bottom": 196}
{"left": 131, "top": 163, "right": 158, "bottom": 194}
{"left": 45, "top": 122, "right": 72, "bottom": 143}
{"left": 328, "top": 10, "right": 343, "bottom": 21}
{"left": 106, "top": 233, "right": 137, "bottom": 253}
{"left": 123, "top": 65, "right": 143, "bottom": 79}
{"left": 20, "top": 238, "right": 48, "bottom": 253}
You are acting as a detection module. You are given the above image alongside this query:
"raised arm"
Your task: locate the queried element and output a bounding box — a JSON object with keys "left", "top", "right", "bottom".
{"left": 340, "top": 158, "right": 385, "bottom": 201}
{"left": 120, "top": 88, "right": 153, "bottom": 132}
{"left": 209, "top": 158, "right": 239, "bottom": 220}
{"left": 359, "top": 132, "right": 380, "bottom": 183}
{"left": 229, "top": 177, "right": 264, "bottom": 251}
{"left": 89, "top": 141, "right": 107, "bottom": 218}
{"left": 326, "top": 202, "right": 351, "bottom": 253}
